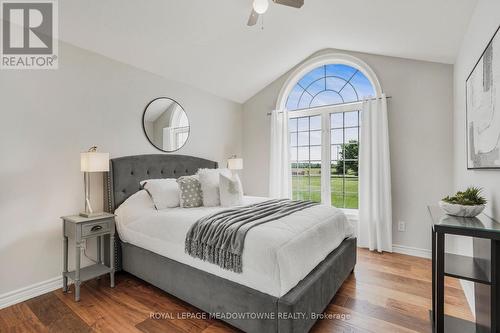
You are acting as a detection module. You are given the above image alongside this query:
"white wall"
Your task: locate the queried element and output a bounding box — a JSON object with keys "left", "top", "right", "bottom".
{"left": 242, "top": 49, "right": 454, "bottom": 252}
{"left": 0, "top": 42, "right": 242, "bottom": 297}
{"left": 451, "top": 0, "right": 500, "bottom": 314}
{"left": 453, "top": 0, "right": 500, "bottom": 228}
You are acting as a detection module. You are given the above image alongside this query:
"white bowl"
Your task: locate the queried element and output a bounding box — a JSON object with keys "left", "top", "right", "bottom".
{"left": 438, "top": 201, "right": 485, "bottom": 217}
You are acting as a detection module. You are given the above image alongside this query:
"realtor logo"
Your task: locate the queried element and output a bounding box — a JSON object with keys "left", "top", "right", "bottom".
{"left": 1, "top": 0, "right": 58, "bottom": 69}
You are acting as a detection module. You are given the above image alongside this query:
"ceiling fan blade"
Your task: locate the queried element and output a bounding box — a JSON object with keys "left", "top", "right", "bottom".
{"left": 247, "top": 9, "right": 259, "bottom": 26}
{"left": 272, "top": 0, "right": 304, "bottom": 8}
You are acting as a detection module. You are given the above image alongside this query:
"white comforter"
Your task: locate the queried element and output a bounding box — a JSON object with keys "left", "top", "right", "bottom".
{"left": 115, "top": 191, "right": 353, "bottom": 297}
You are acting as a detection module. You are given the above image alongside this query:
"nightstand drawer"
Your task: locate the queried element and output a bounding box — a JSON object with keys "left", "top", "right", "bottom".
{"left": 82, "top": 220, "right": 110, "bottom": 237}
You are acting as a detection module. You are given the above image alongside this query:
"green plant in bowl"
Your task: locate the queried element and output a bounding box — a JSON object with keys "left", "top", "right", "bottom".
{"left": 442, "top": 187, "right": 487, "bottom": 206}
{"left": 439, "top": 187, "right": 486, "bottom": 217}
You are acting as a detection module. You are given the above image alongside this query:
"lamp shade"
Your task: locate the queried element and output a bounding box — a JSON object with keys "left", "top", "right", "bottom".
{"left": 81, "top": 152, "right": 109, "bottom": 172}
{"left": 253, "top": 0, "right": 269, "bottom": 14}
{"left": 227, "top": 157, "right": 243, "bottom": 170}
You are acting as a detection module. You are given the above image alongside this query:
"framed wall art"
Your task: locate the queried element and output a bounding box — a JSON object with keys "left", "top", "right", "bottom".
{"left": 466, "top": 26, "right": 500, "bottom": 169}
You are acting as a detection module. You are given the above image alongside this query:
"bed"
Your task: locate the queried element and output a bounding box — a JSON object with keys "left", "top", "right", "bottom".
{"left": 104, "top": 154, "right": 357, "bottom": 333}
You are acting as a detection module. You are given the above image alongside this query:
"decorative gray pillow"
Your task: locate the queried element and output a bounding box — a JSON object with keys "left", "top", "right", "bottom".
{"left": 219, "top": 174, "right": 244, "bottom": 207}
{"left": 177, "top": 175, "right": 203, "bottom": 208}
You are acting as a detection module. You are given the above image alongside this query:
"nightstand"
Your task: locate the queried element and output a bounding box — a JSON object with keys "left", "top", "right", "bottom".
{"left": 61, "top": 213, "right": 116, "bottom": 301}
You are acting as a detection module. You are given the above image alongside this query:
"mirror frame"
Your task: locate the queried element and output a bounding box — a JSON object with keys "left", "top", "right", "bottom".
{"left": 141, "top": 97, "right": 190, "bottom": 153}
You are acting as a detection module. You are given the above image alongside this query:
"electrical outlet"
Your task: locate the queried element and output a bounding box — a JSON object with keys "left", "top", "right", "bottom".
{"left": 398, "top": 221, "right": 406, "bottom": 232}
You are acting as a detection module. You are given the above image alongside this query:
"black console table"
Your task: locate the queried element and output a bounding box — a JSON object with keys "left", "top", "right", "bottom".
{"left": 428, "top": 206, "right": 500, "bottom": 333}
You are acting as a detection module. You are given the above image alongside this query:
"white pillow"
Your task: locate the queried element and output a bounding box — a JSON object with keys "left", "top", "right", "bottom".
{"left": 140, "top": 178, "right": 180, "bottom": 209}
{"left": 219, "top": 174, "right": 244, "bottom": 207}
{"left": 197, "top": 168, "right": 231, "bottom": 206}
{"left": 115, "top": 190, "right": 155, "bottom": 228}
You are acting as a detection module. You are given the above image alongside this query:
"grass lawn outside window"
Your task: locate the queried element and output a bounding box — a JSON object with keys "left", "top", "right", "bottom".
{"left": 292, "top": 173, "right": 359, "bottom": 209}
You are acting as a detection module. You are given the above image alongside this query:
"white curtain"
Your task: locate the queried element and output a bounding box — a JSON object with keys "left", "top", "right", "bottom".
{"left": 269, "top": 109, "right": 291, "bottom": 198}
{"left": 358, "top": 94, "right": 393, "bottom": 252}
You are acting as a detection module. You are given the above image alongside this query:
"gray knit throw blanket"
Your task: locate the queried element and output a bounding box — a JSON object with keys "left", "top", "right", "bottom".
{"left": 185, "top": 199, "right": 318, "bottom": 273}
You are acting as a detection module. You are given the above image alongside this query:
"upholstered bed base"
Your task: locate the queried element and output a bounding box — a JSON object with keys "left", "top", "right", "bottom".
{"left": 120, "top": 237, "right": 356, "bottom": 333}
{"left": 105, "top": 154, "right": 357, "bottom": 333}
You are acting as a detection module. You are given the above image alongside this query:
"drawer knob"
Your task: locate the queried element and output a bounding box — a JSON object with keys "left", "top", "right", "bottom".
{"left": 91, "top": 225, "right": 103, "bottom": 232}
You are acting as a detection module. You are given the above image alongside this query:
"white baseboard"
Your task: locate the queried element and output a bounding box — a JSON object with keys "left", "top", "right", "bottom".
{"left": 392, "top": 244, "right": 432, "bottom": 259}
{"left": 0, "top": 276, "right": 62, "bottom": 309}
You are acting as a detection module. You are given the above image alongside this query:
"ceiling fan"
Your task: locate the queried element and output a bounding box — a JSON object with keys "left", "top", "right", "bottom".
{"left": 247, "top": 0, "right": 304, "bottom": 26}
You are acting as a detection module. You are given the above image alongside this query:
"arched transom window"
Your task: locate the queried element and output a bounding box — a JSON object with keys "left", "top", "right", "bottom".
{"left": 279, "top": 56, "right": 380, "bottom": 211}
{"left": 286, "top": 64, "right": 375, "bottom": 111}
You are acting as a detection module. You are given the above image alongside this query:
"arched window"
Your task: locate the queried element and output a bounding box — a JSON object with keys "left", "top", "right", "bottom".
{"left": 168, "top": 104, "right": 190, "bottom": 149}
{"left": 286, "top": 64, "right": 375, "bottom": 111}
{"left": 278, "top": 54, "right": 381, "bottom": 211}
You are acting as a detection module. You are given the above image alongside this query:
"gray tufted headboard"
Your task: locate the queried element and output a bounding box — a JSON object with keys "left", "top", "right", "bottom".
{"left": 104, "top": 154, "right": 218, "bottom": 212}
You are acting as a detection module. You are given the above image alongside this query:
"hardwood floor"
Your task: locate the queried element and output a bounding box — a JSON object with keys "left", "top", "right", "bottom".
{"left": 0, "top": 249, "right": 473, "bottom": 333}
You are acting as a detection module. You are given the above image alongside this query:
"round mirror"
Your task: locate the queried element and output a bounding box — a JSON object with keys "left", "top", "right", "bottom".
{"left": 142, "top": 97, "right": 190, "bottom": 152}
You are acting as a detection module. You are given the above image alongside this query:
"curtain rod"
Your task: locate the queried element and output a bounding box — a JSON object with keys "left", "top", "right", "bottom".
{"left": 267, "top": 96, "right": 392, "bottom": 116}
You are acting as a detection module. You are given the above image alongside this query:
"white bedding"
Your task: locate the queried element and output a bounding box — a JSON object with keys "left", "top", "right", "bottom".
{"left": 115, "top": 191, "right": 353, "bottom": 297}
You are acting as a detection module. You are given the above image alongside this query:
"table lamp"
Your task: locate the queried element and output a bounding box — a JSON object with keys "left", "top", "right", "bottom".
{"left": 227, "top": 155, "right": 243, "bottom": 175}
{"left": 80, "top": 146, "right": 109, "bottom": 217}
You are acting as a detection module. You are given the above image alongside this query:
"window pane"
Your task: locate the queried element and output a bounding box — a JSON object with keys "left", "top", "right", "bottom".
{"left": 310, "top": 130, "right": 321, "bottom": 145}
{"left": 298, "top": 66, "right": 325, "bottom": 87}
{"left": 290, "top": 132, "right": 298, "bottom": 147}
{"left": 344, "top": 193, "right": 359, "bottom": 209}
{"left": 290, "top": 147, "right": 298, "bottom": 161}
{"left": 345, "top": 176, "right": 359, "bottom": 193}
{"left": 310, "top": 91, "right": 343, "bottom": 107}
{"left": 286, "top": 85, "right": 304, "bottom": 111}
{"left": 298, "top": 93, "right": 313, "bottom": 109}
{"left": 331, "top": 161, "right": 343, "bottom": 176}
{"left": 300, "top": 192, "right": 311, "bottom": 201}
{"left": 297, "top": 117, "right": 309, "bottom": 131}
{"left": 289, "top": 116, "right": 324, "bottom": 204}
{"left": 298, "top": 132, "right": 309, "bottom": 146}
{"left": 288, "top": 64, "right": 374, "bottom": 110}
{"left": 345, "top": 111, "right": 359, "bottom": 127}
{"left": 331, "top": 113, "right": 343, "bottom": 129}
{"left": 293, "top": 164, "right": 307, "bottom": 176}
{"left": 310, "top": 192, "right": 321, "bottom": 203}
{"left": 350, "top": 71, "right": 375, "bottom": 99}
{"left": 307, "top": 79, "right": 325, "bottom": 96}
{"left": 310, "top": 146, "right": 321, "bottom": 160}
{"left": 325, "top": 76, "right": 345, "bottom": 92}
{"left": 309, "top": 163, "right": 321, "bottom": 192}
{"left": 343, "top": 142, "right": 358, "bottom": 160}
{"left": 331, "top": 176, "right": 344, "bottom": 193}
{"left": 310, "top": 116, "right": 321, "bottom": 130}
{"left": 331, "top": 129, "right": 343, "bottom": 145}
{"left": 344, "top": 160, "right": 358, "bottom": 176}
{"left": 298, "top": 147, "right": 309, "bottom": 161}
{"left": 329, "top": 110, "right": 360, "bottom": 209}
{"left": 340, "top": 84, "right": 358, "bottom": 103}
{"left": 292, "top": 177, "right": 306, "bottom": 199}
{"left": 325, "top": 64, "right": 357, "bottom": 81}
{"left": 331, "top": 191, "right": 344, "bottom": 208}
{"left": 345, "top": 127, "right": 358, "bottom": 142}
{"left": 331, "top": 145, "right": 343, "bottom": 161}
{"left": 289, "top": 118, "right": 298, "bottom": 132}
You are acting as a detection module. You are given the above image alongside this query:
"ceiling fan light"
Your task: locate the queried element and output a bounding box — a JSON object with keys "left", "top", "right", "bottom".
{"left": 253, "top": 0, "right": 269, "bottom": 14}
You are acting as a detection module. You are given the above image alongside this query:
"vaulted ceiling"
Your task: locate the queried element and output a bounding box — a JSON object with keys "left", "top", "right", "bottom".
{"left": 59, "top": 0, "right": 477, "bottom": 103}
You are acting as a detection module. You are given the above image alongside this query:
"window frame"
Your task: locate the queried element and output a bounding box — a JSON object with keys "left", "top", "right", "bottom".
{"left": 278, "top": 53, "right": 382, "bottom": 216}
{"left": 277, "top": 53, "right": 382, "bottom": 111}
{"left": 289, "top": 101, "right": 362, "bottom": 212}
